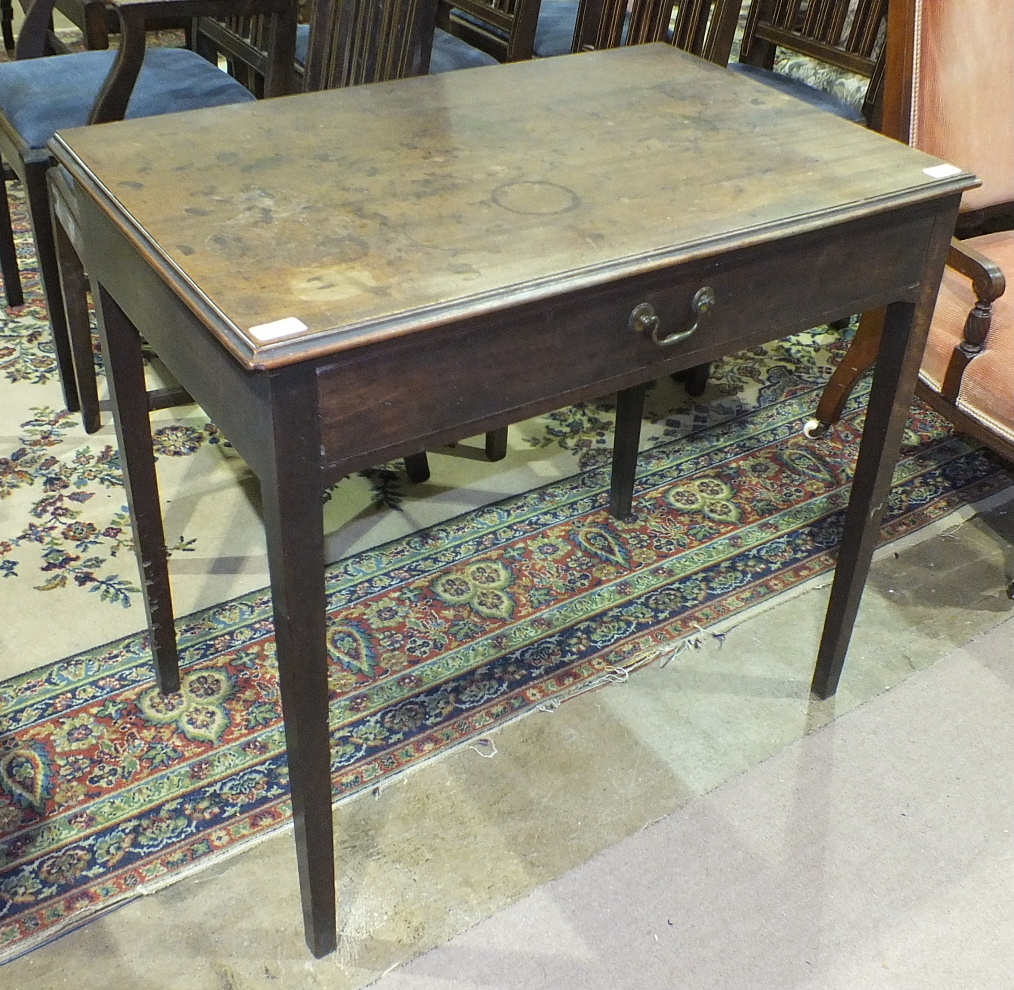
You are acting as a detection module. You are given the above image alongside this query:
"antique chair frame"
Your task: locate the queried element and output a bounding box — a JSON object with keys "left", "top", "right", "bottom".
{"left": 804, "top": 0, "right": 1013, "bottom": 465}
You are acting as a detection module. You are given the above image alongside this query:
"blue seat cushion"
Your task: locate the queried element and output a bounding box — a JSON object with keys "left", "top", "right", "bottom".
{"left": 532, "top": 0, "right": 580, "bottom": 58}
{"left": 728, "top": 61, "right": 867, "bottom": 124}
{"left": 0, "top": 47, "right": 256, "bottom": 152}
{"left": 430, "top": 26, "right": 499, "bottom": 72}
{"left": 294, "top": 24, "right": 497, "bottom": 73}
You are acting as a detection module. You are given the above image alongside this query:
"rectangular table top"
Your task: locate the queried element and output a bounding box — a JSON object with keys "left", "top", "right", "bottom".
{"left": 50, "top": 44, "right": 972, "bottom": 370}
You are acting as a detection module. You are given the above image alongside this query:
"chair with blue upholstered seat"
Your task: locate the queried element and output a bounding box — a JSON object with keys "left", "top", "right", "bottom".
{"left": 0, "top": 0, "right": 295, "bottom": 419}
{"left": 292, "top": 20, "right": 498, "bottom": 81}
{"left": 440, "top": 0, "right": 740, "bottom": 70}
{"left": 46, "top": 0, "right": 506, "bottom": 475}
{"left": 196, "top": 0, "right": 497, "bottom": 99}
{"left": 731, "top": 0, "right": 888, "bottom": 128}
{"left": 8, "top": 0, "right": 193, "bottom": 55}
{"left": 573, "top": 0, "right": 740, "bottom": 62}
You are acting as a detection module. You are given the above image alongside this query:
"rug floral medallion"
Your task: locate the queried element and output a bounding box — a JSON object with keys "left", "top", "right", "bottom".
{"left": 1, "top": 176, "right": 1012, "bottom": 963}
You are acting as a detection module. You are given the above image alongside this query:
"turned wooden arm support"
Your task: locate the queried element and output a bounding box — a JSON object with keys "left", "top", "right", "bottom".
{"left": 87, "top": 0, "right": 296, "bottom": 124}
{"left": 947, "top": 236, "right": 1007, "bottom": 303}
{"left": 946, "top": 235, "right": 1007, "bottom": 352}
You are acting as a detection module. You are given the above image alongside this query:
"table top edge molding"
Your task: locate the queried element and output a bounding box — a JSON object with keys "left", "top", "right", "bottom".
{"left": 48, "top": 130, "right": 975, "bottom": 372}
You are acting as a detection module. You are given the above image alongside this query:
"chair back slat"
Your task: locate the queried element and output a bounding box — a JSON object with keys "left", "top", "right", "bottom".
{"left": 741, "top": 0, "right": 886, "bottom": 77}
{"left": 576, "top": 0, "right": 742, "bottom": 66}
{"left": 629, "top": 0, "right": 676, "bottom": 47}
{"left": 848, "top": 0, "right": 883, "bottom": 54}
{"left": 670, "top": 0, "right": 714, "bottom": 51}
{"left": 437, "top": 0, "right": 541, "bottom": 61}
{"left": 303, "top": 0, "right": 440, "bottom": 88}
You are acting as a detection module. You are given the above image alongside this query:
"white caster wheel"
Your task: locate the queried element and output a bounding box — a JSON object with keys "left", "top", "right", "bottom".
{"left": 803, "top": 418, "right": 830, "bottom": 439}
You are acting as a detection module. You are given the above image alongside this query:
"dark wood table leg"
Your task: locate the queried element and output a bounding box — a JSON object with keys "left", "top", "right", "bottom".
{"left": 810, "top": 299, "right": 927, "bottom": 699}
{"left": 26, "top": 162, "right": 80, "bottom": 414}
{"left": 262, "top": 365, "right": 337, "bottom": 958}
{"left": 51, "top": 192, "right": 102, "bottom": 434}
{"left": 610, "top": 382, "right": 648, "bottom": 521}
{"left": 94, "top": 284, "right": 180, "bottom": 693}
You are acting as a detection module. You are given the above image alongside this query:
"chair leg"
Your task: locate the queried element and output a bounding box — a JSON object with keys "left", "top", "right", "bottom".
{"left": 0, "top": 160, "right": 25, "bottom": 308}
{"left": 484, "top": 427, "right": 508, "bottom": 461}
{"left": 51, "top": 200, "right": 103, "bottom": 433}
{"left": 673, "top": 362, "right": 711, "bottom": 397}
{"left": 1, "top": 0, "right": 14, "bottom": 52}
{"left": 24, "top": 163, "right": 80, "bottom": 412}
{"left": 403, "top": 427, "right": 506, "bottom": 483}
{"left": 803, "top": 309, "right": 884, "bottom": 438}
{"left": 83, "top": 2, "right": 111, "bottom": 49}
{"left": 403, "top": 451, "right": 431, "bottom": 483}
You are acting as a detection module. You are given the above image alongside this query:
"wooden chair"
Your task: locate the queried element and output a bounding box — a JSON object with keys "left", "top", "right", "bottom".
{"left": 43, "top": 0, "right": 507, "bottom": 471}
{"left": 0, "top": 0, "right": 295, "bottom": 368}
{"left": 440, "top": 0, "right": 741, "bottom": 63}
{"left": 573, "top": 0, "right": 741, "bottom": 61}
{"left": 732, "top": 0, "right": 887, "bottom": 128}
{"left": 197, "top": 0, "right": 498, "bottom": 98}
{"left": 6, "top": 0, "right": 193, "bottom": 54}
{"left": 663, "top": 0, "right": 888, "bottom": 400}
{"left": 436, "top": 0, "right": 548, "bottom": 61}
{"left": 803, "top": 0, "right": 1013, "bottom": 465}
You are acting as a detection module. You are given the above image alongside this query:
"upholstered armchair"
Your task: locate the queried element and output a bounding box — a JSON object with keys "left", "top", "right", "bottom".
{"left": 804, "top": 0, "right": 1013, "bottom": 463}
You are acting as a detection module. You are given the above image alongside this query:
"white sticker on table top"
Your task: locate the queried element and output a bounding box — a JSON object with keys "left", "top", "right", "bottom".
{"left": 923, "top": 163, "right": 963, "bottom": 178}
{"left": 247, "top": 317, "right": 309, "bottom": 342}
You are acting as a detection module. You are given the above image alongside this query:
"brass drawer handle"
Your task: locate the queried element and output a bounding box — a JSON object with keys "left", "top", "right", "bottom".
{"left": 630, "top": 287, "right": 716, "bottom": 347}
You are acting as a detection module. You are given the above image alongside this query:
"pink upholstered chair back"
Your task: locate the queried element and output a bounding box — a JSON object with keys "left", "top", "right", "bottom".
{"left": 908, "top": 0, "right": 1014, "bottom": 214}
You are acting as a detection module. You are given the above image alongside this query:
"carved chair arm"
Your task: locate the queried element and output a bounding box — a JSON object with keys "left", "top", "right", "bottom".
{"left": 945, "top": 236, "right": 1008, "bottom": 358}
{"left": 947, "top": 236, "right": 1007, "bottom": 304}
{"left": 13, "top": 0, "right": 61, "bottom": 58}
{"left": 88, "top": 0, "right": 296, "bottom": 125}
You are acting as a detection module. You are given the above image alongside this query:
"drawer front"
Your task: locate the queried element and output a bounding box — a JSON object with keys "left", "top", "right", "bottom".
{"left": 316, "top": 207, "right": 936, "bottom": 475}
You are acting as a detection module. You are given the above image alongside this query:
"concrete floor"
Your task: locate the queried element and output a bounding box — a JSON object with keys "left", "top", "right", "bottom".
{"left": 4, "top": 491, "right": 1012, "bottom": 989}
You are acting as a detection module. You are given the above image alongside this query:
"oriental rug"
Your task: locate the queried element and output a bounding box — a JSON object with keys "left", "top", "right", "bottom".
{"left": 1, "top": 180, "right": 1012, "bottom": 963}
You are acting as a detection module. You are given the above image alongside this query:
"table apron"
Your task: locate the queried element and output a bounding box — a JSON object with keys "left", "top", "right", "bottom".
{"left": 315, "top": 205, "right": 937, "bottom": 478}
